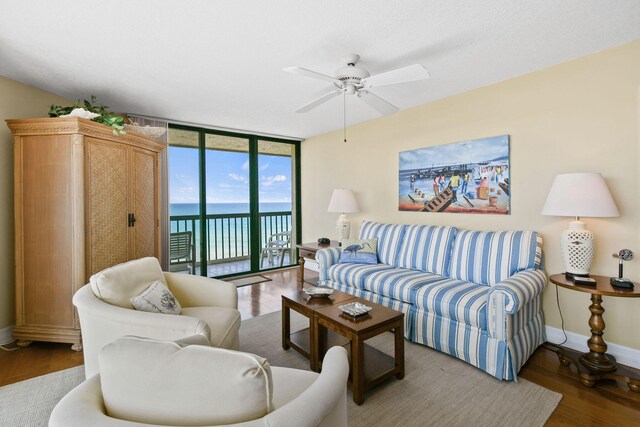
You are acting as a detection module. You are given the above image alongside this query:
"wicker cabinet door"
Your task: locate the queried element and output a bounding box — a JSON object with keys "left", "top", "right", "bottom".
{"left": 86, "top": 138, "right": 129, "bottom": 276}
{"left": 130, "top": 148, "right": 159, "bottom": 260}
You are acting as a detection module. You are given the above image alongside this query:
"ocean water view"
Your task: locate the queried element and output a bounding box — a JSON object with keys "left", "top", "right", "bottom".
{"left": 169, "top": 202, "right": 293, "bottom": 265}
{"left": 170, "top": 202, "right": 292, "bottom": 216}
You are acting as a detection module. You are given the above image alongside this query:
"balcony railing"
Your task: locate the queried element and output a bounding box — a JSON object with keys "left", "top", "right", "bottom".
{"left": 169, "top": 211, "right": 292, "bottom": 272}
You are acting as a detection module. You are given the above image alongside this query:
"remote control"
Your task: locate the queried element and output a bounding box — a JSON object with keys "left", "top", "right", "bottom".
{"left": 573, "top": 276, "right": 596, "bottom": 285}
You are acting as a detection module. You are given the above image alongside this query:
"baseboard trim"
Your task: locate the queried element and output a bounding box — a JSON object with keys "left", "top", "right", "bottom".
{"left": 0, "top": 325, "right": 14, "bottom": 345}
{"left": 545, "top": 325, "right": 640, "bottom": 369}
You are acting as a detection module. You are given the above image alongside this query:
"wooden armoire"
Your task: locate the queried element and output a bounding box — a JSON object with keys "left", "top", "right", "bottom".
{"left": 6, "top": 117, "right": 166, "bottom": 350}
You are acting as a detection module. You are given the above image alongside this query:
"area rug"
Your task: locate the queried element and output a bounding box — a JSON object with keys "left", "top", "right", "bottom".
{"left": 227, "top": 274, "right": 272, "bottom": 288}
{"left": 0, "top": 366, "right": 84, "bottom": 426}
{"left": 0, "top": 311, "right": 561, "bottom": 427}
{"left": 241, "top": 310, "right": 562, "bottom": 427}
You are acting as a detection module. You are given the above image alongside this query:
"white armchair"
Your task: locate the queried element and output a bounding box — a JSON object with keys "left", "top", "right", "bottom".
{"left": 74, "top": 257, "right": 241, "bottom": 378}
{"left": 50, "top": 336, "right": 349, "bottom": 427}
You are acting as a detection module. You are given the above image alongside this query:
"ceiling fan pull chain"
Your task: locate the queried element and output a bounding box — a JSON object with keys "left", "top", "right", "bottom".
{"left": 343, "top": 91, "right": 347, "bottom": 143}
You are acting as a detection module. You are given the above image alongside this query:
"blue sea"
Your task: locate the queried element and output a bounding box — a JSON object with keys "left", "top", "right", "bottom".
{"left": 170, "top": 202, "right": 292, "bottom": 216}
{"left": 170, "top": 202, "right": 293, "bottom": 262}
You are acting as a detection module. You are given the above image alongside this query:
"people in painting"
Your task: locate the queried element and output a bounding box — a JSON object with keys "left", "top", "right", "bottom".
{"left": 449, "top": 171, "right": 460, "bottom": 203}
{"left": 432, "top": 175, "right": 439, "bottom": 196}
{"left": 438, "top": 174, "right": 446, "bottom": 192}
{"left": 461, "top": 172, "right": 470, "bottom": 195}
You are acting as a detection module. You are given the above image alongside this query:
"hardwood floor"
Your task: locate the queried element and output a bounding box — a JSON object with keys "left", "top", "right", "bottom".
{"left": 1, "top": 267, "right": 639, "bottom": 426}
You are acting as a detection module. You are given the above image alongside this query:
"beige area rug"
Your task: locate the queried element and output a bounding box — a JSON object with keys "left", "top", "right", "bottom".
{"left": 0, "top": 366, "right": 85, "bottom": 426}
{"left": 240, "top": 311, "right": 562, "bottom": 427}
{"left": 227, "top": 274, "right": 273, "bottom": 288}
{"left": 0, "top": 312, "right": 561, "bottom": 427}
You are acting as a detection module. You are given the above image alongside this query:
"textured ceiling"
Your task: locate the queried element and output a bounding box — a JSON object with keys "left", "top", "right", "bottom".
{"left": 1, "top": 1, "right": 639, "bottom": 139}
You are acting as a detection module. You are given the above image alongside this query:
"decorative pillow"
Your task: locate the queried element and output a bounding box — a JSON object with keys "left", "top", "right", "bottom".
{"left": 339, "top": 238, "right": 378, "bottom": 264}
{"left": 130, "top": 281, "right": 182, "bottom": 315}
{"left": 100, "top": 336, "right": 273, "bottom": 425}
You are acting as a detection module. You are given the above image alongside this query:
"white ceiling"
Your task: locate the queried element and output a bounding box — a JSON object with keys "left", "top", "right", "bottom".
{"left": 1, "top": 1, "right": 639, "bottom": 140}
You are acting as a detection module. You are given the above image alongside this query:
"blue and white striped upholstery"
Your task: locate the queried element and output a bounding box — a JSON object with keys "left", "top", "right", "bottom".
{"left": 448, "top": 230, "right": 542, "bottom": 286}
{"left": 396, "top": 225, "right": 458, "bottom": 275}
{"left": 326, "top": 263, "right": 395, "bottom": 289}
{"left": 411, "top": 307, "right": 506, "bottom": 378}
{"left": 317, "top": 225, "right": 546, "bottom": 381}
{"left": 362, "top": 268, "right": 443, "bottom": 304}
{"left": 412, "top": 278, "right": 488, "bottom": 329}
{"left": 358, "top": 221, "right": 406, "bottom": 266}
{"left": 316, "top": 247, "right": 341, "bottom": 283}
{"left": 487, "top": 269, "right": 546, "bottom": 314}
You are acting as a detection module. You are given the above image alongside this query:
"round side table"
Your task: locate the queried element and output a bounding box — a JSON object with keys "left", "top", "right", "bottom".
{"left": 549, "top": 274, "right": 640, "bottom": 392}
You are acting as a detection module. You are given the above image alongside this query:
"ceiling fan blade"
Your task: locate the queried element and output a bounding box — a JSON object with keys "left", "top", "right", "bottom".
{"left": 295, "top": 90, "right": 341, "bottom": 113}
{"left": 361, "top": 64, "right": 430, "bottom": 88}
{"left": 358, "top": 91, "right": 399, "bottom": 115}
{"left": 283, "top": 67, "right": 341, "bottom": 85}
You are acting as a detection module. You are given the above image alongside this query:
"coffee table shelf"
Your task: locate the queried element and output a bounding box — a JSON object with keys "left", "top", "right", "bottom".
{"left": 282, "top": 290, "right": 405, "bottom": 405}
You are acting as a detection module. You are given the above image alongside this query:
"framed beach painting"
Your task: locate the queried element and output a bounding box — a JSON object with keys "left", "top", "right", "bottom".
{"left": 398, "top": 135, "right": 510, "bottom": 214}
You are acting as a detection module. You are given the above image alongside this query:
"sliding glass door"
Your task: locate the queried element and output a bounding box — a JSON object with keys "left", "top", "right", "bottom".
{"left": 167, "top": 125, "right": 300, "bottom": 278}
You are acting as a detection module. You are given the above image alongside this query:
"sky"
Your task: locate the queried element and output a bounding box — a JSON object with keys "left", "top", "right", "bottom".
{"left": 169, "top": 146, "right": 292, "bottom": 204}
{"left": 399, "top": 135, "right": 509, "bottom": 170}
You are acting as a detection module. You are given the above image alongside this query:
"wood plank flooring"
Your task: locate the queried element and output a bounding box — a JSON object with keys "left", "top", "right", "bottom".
{"left": 1, "top": 267, "right": 639, "bottom": 426}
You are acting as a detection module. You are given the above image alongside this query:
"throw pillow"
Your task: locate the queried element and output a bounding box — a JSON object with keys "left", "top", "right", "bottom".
{"left": 338, "top": 238, "right": 378, "bottom": 264}
{"left": 130, "top": 281, "right": 182, "bottom": 315}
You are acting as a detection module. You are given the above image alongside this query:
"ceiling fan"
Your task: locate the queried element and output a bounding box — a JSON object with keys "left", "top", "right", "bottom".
{"left": 283, "top": 54, "right": 430, "bottom": 116}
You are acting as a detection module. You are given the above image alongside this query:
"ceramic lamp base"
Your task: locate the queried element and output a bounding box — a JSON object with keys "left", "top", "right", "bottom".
{"left": 336, "top": 214, "right": 350, "bottom": 245}
{"left": 561, "top": 220, "right": 595, "bottom": 277}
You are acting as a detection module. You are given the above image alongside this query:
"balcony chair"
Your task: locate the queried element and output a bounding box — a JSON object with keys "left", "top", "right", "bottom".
{"left": 73, "top": 257, "right": 241, "bottom": 378}
{"left": 169, "top": 230, "right": 195, "bottom": 273}
{"left": 260, "top": 230, "right": 291, "bottom": 268}
{"left": 50, "top": 335, "right": 349, "bottom": 427}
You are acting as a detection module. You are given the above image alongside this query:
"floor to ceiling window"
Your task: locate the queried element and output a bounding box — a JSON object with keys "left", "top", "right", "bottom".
{"left": 167, "top": 124, "right": 300, "bottom": 278}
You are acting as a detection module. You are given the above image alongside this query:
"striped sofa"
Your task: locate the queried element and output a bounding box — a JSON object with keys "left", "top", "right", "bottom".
{"left": 317, "top": 221, "right": 546, "bottom": 381}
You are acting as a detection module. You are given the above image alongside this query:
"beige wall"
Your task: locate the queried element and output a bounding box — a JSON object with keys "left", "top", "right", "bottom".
{"left": 0, "top": 76, "right": 71, "bottom": 330}
{"left": 301, "top": 40, "right": 640, "bottom": 350}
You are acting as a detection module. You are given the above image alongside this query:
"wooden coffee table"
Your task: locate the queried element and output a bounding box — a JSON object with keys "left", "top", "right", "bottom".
{"left": 281, "top": 290, "right": 405, "bottom": 405}
{"left": 281, "top": 289, "right": 354, "bottom": 367}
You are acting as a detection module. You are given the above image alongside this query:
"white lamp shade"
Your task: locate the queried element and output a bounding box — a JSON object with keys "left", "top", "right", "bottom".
{"left": 327, "top": 189, "right": 360, "bottom": 213}
{"left": 541, "top": 173, "right": 619, "bottom": 218}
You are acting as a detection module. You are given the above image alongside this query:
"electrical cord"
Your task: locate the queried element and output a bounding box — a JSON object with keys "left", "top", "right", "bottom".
{"left": 543, "top": 274, "right": 568, "bottom": 355}
{"left": 0, "top": 339, "right": 20, "bottom": 351}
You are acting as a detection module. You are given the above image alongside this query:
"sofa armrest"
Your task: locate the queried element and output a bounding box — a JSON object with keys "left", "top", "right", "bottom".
{"left": 316, "top": 247, "right": 342, "bottom": 283}
{"left": 487, "top": 269, "right": 546, "bottom": 341}
{"left": 164, "top": 272, "right": 238, "bottom": 309}
{"left": 488, "top": 269, "right": 546, "bottom": 314}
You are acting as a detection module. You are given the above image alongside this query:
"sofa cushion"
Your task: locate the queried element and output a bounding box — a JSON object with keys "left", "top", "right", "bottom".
{"left": 448, "top": 230, "right": 543, "bottom": 286}
{"left": 362, "top": 268, "right": 445, "bottom": 304}
{"left": 338, "top": 238, "right": 378, "bottom": 264}
{"left": 396, "top": 225, "right": 458, "bottom": 275}
{"left": 90, "top": 257, "right": 167, "bottom": 309}
{"left": 181, "top": 307, "right": 241, "bottom": 349}
{"left": 327, "top": 263, "right": 395, "bottom": 289}
{"left": 412, "top": 278, "right": 488, "bottom": 329}
{"left": 358, "top": 221, "right": 406, "bottom": 266}
{"left": 99, "top": 336, "right": 272, "bottom": 426}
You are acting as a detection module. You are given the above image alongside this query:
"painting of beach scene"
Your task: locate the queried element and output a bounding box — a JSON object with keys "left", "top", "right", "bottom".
{"left": 398, "top": 135, "right": 510, "bottom": 214}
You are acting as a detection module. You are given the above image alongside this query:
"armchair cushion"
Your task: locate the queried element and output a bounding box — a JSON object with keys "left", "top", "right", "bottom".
{"left": 181, "top": 306, "right": 241, "bottom": 349}
{"left": 90, "top": 257, "right": 166, "bottom": 309}
{"left": 130, "top": 280, "right": 182, "bottom": 315}
{"left": 99, "top": 336, "right": 273, "bottom": 426}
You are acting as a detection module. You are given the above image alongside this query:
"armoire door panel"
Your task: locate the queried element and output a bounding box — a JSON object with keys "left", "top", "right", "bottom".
{"left": 86, "top": 138, "right": 129, "bottom": 276}
{"left": 20, "top": 135, "right": 75, "bottom": 327}
{"left": 130, "top": 148, "right": 158, "bottom": 260}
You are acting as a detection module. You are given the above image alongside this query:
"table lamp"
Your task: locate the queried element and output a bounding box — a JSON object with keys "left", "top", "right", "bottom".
{"left": 541, "top": 173, "right": 619, "bottom": 277}
{"left": 327, "top": 189, "right": 360, "bottom": 245}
